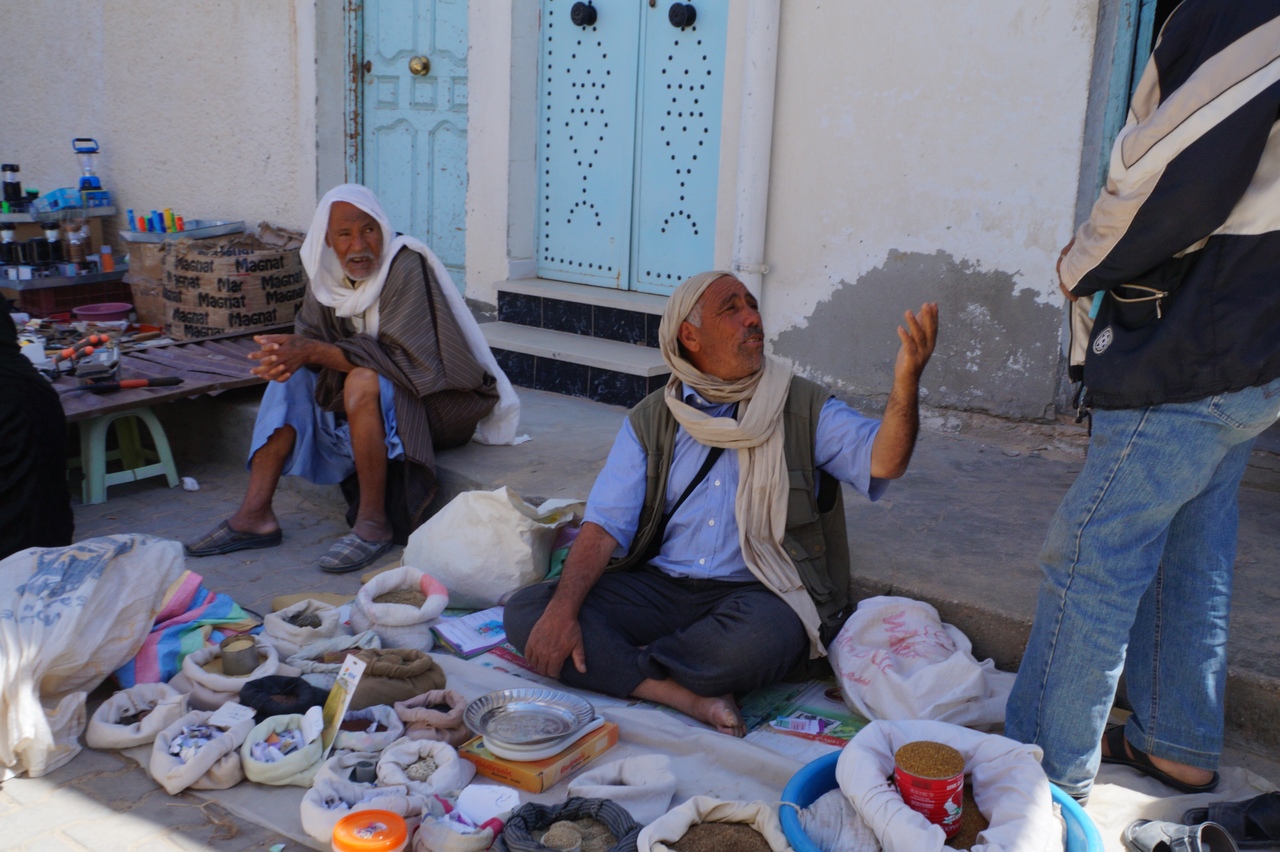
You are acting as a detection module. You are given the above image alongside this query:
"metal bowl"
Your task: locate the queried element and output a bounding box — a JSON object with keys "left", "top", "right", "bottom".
{"left": 463, "top": 688, "right": 595, "bottom": 747}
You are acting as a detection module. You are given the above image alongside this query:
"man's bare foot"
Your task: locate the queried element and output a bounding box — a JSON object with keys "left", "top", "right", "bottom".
{"left": 1101, "top": 729, "right": 1215, "bottom": 787}
{"left": 352, "top": 517, "right": 393, "bottom": 543}
{"left": 630, "top": 678, "right": 747, "bottom": 737}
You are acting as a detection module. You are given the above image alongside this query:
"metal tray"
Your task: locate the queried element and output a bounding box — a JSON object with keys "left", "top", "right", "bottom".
{"left": 464, "top": 688, "right": 595, "bottom": 746}
{"left": 119, "top": 220, "right": 246, "bottom": 243}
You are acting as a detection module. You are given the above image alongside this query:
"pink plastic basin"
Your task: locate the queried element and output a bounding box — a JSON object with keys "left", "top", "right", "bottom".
{"left": 73, "top": 302, "right": 133, "bottom": 321}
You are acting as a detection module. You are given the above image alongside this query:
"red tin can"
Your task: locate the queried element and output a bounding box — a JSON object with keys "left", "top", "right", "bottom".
{"left": 893, "top": 741, "right": 965, "bottom": 838}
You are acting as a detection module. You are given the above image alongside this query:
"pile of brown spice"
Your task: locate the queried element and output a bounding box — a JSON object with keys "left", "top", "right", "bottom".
{"left": 539, "top": 821, "right": 582, "bottom": 850}
{"left": 374, "top": 589, "right": 427, "bottom": 607}
{"left": 895, "top": 740, "right": 965, "bottom": 779}
{"left": 669, "top": 823, "right": 772, "bottom": 852}
{"left": 533, "top": 817, "right": 615, "bottom": 852}
{"left": 945, "top": 784, "right": 989, "bottom": 849}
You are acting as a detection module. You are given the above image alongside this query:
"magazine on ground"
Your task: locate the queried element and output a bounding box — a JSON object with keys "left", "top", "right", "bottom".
{"left": 432, "top": 606, "right": 509, "bottom": 657}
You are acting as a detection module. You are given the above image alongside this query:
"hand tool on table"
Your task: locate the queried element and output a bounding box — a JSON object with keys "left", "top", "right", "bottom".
{"left": 51, "top": 333, "right": 111, "bottom": 369}
{"left": 59, "top": 376, "right": 184, "bottom": 395}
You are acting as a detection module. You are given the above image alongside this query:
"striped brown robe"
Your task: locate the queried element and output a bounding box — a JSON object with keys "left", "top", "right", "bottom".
{"left": 295, "top": 247, "right": 498, "bottom": 532}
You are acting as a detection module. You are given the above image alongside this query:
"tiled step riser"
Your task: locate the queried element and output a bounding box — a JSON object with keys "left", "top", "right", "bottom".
{"left": 498, "top": 291, "right": 660, "bottom": 349}
{"left": 495, "top": 348, "right": 668, "bottom": 409}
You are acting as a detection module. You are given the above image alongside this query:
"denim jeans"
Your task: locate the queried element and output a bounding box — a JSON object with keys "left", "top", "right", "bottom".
{"left": 1005, "top": 378, "right": 1280, "bottom": 798}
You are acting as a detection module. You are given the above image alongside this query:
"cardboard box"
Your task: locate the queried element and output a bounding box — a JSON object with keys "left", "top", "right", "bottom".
{"left": 459, "top": 721, "right": 618, "bottom": 793}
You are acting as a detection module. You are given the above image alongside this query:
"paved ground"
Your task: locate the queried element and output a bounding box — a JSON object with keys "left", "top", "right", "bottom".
{"left": 2, "top": 385, "right": 1278, "bottom": 850}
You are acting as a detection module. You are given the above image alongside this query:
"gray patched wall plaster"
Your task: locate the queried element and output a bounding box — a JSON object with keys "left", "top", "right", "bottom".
{"left": 772, "top": 250, "right": 1064, "bottom": 421}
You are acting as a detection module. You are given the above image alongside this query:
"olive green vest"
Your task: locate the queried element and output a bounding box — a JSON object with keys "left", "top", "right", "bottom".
{"left": 608, "top": 375, "right": 853, "bottom": 647}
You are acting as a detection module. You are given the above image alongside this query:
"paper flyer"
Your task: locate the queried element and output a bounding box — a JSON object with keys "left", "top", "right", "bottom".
{"left": 320, "top": 652, "right": 366, "bottom": 758}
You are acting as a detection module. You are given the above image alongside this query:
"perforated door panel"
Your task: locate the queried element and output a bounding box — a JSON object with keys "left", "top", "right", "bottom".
{"left": 536, "top": 1, "right": 643, "bottom": 288}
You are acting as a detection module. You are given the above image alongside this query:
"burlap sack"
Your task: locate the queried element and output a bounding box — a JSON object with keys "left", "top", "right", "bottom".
{"left": 240, "top": 713, "right": 324, "bottom": 787}
{"left": 393, "top": 690, "right": 470, "bottom": 748}
{"left": 637, "top": 797, "right": 790, "bottom": 852}
{"left": 376, "top": 737, "right": 475, "bottom": 798}
{"left": 568, "top": 756, "right": 678, "bottom": 826}
{"left": 348, "top": 648, "right": 446, "bottom": 712}
{"left": 497, "top": 798, "right": 641, "bottom": 852}
{"left": 333, "top": 704, "right": 405, "bottom": 754}
{"left": 301, "top": 776, "right": 434, "bottom": 843}
{"left": 168, "top": 638, "right": 294, "bottom": 711}
{"left": 287, "top": 630, "right": 382, "bottom": 690}
{"left": 86, "top": 683, "right": 189, "bottom": 750}
{"left": 148, "top": 709, "right": 254, "bottom": 795}
{"left": 262, "top": 599, "right": 343, "bottom": 659}
{"left": 350, "top": 566, "right": 449, "bottom": 651}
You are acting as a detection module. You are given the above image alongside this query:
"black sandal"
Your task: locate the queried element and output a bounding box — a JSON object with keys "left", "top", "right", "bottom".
{"left": 1101, "top": 725, "right": 1219, "bottom": 795}
{"left": 1184, "top": 792, "right": 1280, "bottom": 848}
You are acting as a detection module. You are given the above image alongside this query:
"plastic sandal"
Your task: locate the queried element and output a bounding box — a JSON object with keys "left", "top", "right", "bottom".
{"left": 1122, "top": 819, "right": 1239, "bottom": 852}
{"left": 1184, "top": 791, "right": 1280, "bottom": 848}
{"left": 1101, "top": 725, "right": 1220, "bottom": 795}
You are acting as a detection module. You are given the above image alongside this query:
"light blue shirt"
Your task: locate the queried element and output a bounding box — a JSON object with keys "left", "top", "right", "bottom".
{"left": 584, "top": 385, "right": 886, "bottom": 581}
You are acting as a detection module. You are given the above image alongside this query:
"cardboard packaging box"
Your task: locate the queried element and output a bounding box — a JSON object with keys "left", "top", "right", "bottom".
{"left": 459, "top": 721, "right": 619, "bottom": 793}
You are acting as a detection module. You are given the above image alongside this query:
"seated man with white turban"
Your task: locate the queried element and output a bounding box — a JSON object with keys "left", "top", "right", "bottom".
{"left": 186, "top": 184, "right": 519, "bottom": 573}
{"left": 505, "top": 271, "right": 937, "bottom": 735}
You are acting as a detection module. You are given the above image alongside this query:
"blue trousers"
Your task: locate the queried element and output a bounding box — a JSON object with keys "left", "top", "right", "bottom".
{"left": 1006, "top": 378, "right": 1280, "bottom": 798}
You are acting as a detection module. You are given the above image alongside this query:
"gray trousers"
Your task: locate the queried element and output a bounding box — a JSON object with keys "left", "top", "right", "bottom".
{"left": 503, "top": 565, "right": 808, "bottom": 699}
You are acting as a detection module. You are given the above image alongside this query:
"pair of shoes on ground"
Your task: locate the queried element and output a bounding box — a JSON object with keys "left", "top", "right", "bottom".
{"left": 1181, "top": 792, "right": 1280, "bottom": 849}
{"left": 1122, "top": 819, "right": 1238, "bottom": 852}
{"left": 1102, "top": 725, "right": 1221, "bottom": 795}
{"left": 185, "top": 521, "right": 391, "bottom": 573}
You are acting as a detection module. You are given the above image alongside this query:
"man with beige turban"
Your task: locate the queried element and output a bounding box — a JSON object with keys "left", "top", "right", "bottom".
{"left": 505, "top": 271, "right": 938, "bottom": 735}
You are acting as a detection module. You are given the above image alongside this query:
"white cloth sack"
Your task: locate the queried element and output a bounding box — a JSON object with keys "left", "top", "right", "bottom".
{"left": 568, "top": 755, "right": 678, "bottom": 826}
{"left": 0, "top": 535, "right": 186, "bottom": 779}
{"left": 350, "top": 566, "right": 449, "bottom": 651}
{"left": 149, "top": 709, "right": 255, "bottom": 795}
{"left": 263, "top": 599, "right": 343, "bottom": 658}
{"left": 837, "top": 719, "right": 1062, "bottom": 852}
{"left": 86, "top": 683, "right": 190, "bottom": 749}
{"left": 287, "top": 630, "right": 382, "bottom": 690}
{"left": 169, "top": 638, "right": 294, "bottom": 711}
{"left": 639, "top": 796, "right": 791, "bottom": 852}
{"left": 300, "top": 775, "right": 432, "bottom": 843}
{"left": 377, "top": 737, "right": 476, "bottom": 798}
{"left": 829, "top": 596, "right": 1015, "bottom": 728}
{"left": 403, "top": 488, "right": 583, "bottom": 609}
{"left": 315, "top": 749, "right": 382, "bottom": 786}
{"left": 394, "top": 689, "right": 470, "bottom": 748}
{"left": 798, "top": 788, "right": 880, "bottom": 852}
{"left": 413, "top": 816, "right": 497, "bottom": 852}
{"left": 240, "top": 713, "right": 324, "bottom": 787}
{"left": 333, "top": 704, "right": 406, "bottom": 754}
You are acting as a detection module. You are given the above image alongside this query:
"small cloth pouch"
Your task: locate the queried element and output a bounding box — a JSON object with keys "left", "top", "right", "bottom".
{"left": 263, "top": 598, "right": 343, "bottom": 658}
{"left": 300, "top": 775, "right": 435, "bottom": 843}
{"left": 240, "top": 713, "right": 324, "bottom": 787}
{"left": 315, "top": 749, "right": 382, "bottom": 786}
{"left": 568, "top": 755, "right": 677, "bottom": 826}
{"left": 637, "top": 797, "right": 790, "bottom": 852}
{"left": 333, "top": 704, "right": 406, "bottom": 754}
{"left": 348, "top": 648, "right": 446, "bottom": 711}
{"left": 350, "top": 566, "right": 449, "bottom": 651}
{"left": 394, "top": 689, "right": 470, "bottom": 748}
{"left": 169, "top": 638, "right": 295, "bottom": 711}
{"left": 148, "top": 709, "right": 254, "bottom": 795}
{"left": 497, "top": 797, "right": 641, "bottom": 852}
{"left": 86, "top": 683, "right": 189, "bottom": 749}
{"left": 377, "top": 737, "right": 476, "bottom": 798}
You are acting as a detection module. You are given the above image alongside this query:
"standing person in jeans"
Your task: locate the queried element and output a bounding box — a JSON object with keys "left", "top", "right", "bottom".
{"left": 1006, "top": 0, "right": 1280, "bottom": 803}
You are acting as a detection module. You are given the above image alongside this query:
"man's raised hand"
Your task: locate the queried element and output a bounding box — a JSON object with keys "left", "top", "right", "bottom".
{"left": 894, "top": 302, "right": 939, "bottom": 382}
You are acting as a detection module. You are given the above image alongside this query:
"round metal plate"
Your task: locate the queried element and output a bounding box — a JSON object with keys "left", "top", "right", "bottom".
{"left": 464, "top": 688, "right": 595, "bottom": 746}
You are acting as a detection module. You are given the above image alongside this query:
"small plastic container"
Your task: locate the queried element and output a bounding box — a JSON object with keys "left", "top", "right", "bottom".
{"left": 72, "top": 302, "right": 132, "bottom": 322}
{"left": 331, "top": 810, "right": 408, "bottom": 852}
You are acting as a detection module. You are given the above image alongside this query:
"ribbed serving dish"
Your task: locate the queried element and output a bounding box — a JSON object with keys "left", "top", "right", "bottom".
{"left": 463, "top": 688, "right": 595, "bottom": 747}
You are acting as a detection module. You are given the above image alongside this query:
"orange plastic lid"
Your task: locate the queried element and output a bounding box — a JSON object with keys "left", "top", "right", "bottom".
{"left": 331, "top": 810, "right": 408, "bottom": 852}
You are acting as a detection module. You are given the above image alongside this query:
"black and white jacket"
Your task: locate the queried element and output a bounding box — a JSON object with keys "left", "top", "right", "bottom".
{"left": 1063, "top": 0, "right": 1280, "bottom": 409}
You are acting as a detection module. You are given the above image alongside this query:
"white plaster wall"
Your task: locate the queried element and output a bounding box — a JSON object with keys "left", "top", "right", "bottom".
{"left": 0, "top": 1, "right": 318, "bottom": 238}
{"left": 764, "top": 0, "right": 1097, "bottom": 329}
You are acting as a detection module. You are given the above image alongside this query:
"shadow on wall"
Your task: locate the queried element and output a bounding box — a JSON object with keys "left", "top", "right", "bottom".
{"left": 772, "top": 249, "right": 1063, "bottom": 421}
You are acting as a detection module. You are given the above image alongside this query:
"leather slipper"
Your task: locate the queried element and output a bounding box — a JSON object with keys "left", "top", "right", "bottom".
{"left": 1101, "top": 725, "right": 1220, "bottom": 795}
{"left": 185, "top": 520, "right": 283, "bottom": 557}
{"left": 317, "top": 533, "right": 393, "bottom": 574}
{"left": 1184, "top": 792, "right": 1280, "bottom": 848}
{"left": 1123, "top": 819, "right": 1239, "bottom": 852}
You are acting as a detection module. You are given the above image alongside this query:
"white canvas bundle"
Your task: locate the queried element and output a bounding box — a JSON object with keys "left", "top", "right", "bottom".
{"left": 350, "top": 566, "right": 449, "bottom": 651}
{"left": 413, "top": 816, "right": 497, "bottom": 852}
{"left": 568, "top": 755, "right": 678, "bottom": 826}
{"left": 300, "top": 775, "right": 432, "bottom": 843}
{"left": 86, "top": 683, "right": 190, "bottom": 749}
{"left": 377, "top": 737, "right": 476, "bottom": 798}
{"left": 638, "top": 796, "right": 791, "bottom": 852}
{"left": 148, "top": 709, "right": 254, "bottom": 795}
{"left": 169, "top": 638, "right": 293, "bottom": 711}
{"left": 240, "top": 713, "right": 324, "bottom": 787}
{"left": 836, "top": 719, "right": 1063, "bottom": 852}
{"left": 262, "top": 599, "right": 343, "bottom": 658}
{"left": 332, "top": 704, "right": 405, "bottom": 754}
{"left": 287, "top": 630, "right": 382, "bottom": 690}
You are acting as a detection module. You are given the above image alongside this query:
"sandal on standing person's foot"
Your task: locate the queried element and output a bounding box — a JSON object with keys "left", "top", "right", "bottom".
{"left": 1183, "top": 792, "right": 1280, "bottom": 848}
{"left": 184, "top": 520, "right": 283, "bottom": 557}
{"left": 317, "top": 532, "right": 393, "bottom": 573}
{"left": 1101, "top": 725, "right": 1220, "bottom": 794}
{"left": 1122, "top": 819, "right": 1239, "bottom": 852}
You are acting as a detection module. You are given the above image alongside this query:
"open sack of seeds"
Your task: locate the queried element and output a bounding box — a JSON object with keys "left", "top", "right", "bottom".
{"left": 263, "top": 599, "right": 344, "bottom": 658}
{"left": 86, "top": 683, "right": 190, "bottom": 749}
{"left": 348, "top": 647, "right": 447, "bottom": 711}
{"left": 394, "top": 689, "right": 470, "bottom": 748}
{"left": 333, "top": 704, "right": 405, "bottom": 753}
{"left": 288, "top": 630, "right": 383, "bottom": 690}
{"left": 835, "top": 719, "right": 1062, "bottom": 852}
{"left": 351, "top": 566, "right": 449, "bottom": 650}
{"left": 240, "top": 713, "right": 325, "bottom": 787}
{"left": 169, "top": 637, "right": 297, "bottom": 710}
{"left": 149, "top": 709, "right": 255, "bottom": 795}
{"left": 377, "top": 737, "right": 476, "bottom": 798}
{"left": 300, "top": 775, "right": 435, "bottom": 843}
{"left": 239, "top": 675, "right": 329, "bottom": 724}
{"left": 638, "top": 797, "right": 788, "bottom": 852}
{"left": 498, "top": 797, "right": 641, "bottom": 852}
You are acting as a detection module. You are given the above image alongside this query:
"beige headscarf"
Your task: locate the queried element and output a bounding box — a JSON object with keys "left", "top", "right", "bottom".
{"left": 659, "top": 272, "right": 825, "bottom": 657}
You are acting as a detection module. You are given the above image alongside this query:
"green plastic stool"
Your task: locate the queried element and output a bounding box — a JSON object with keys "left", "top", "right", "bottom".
{"left": 74, "top": 407, "right": 180, "bottom": 505}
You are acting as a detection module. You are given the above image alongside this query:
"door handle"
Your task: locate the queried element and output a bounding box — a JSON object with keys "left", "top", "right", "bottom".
{"left": 408, "top": 55, "right": 431, "bottom": 76}
{"left": 571, "top": 2, "right": 598, "bottom": 27}
{"left": 361, "top": 59, "right": 372, "bottom": 75}
{"left": 668, "top": 3, "right": 696, "bottom": 27}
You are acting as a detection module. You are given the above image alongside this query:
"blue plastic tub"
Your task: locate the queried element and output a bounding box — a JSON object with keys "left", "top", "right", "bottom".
{"left": 780, "top": 751, "right": 1104, "bottom": 852}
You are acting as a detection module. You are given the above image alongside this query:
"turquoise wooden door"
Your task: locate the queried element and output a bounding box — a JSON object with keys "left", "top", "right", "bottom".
{"left": 536, "top": 0, "right": 727, "bottom": 295}
{"left": 362, "top": 0, "right": 468, "bottom": 285}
